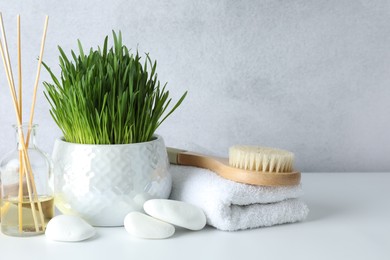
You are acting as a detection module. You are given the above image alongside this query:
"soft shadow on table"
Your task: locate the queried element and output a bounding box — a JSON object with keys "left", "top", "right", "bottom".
{"left": 172, "top": 227, "right": 197, "bottom": 238}
{"left": 82, "top": 232, "right": 100, "bottom": 242}
{"left": 172, "top": 226, "right": 214, "bottom": 238}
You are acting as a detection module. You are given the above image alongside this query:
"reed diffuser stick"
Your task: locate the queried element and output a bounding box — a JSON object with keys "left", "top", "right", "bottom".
{"left": 0, "top": 13, "right": 16, "bottom": 93}
{"left": 26, "top": 16, "right": 48, "bottom": 148}
{"left": 24, "top": 16, "right": 49, "bottom": 229}
{"left": 17, "top": 14, "right": 24, "bottom": 233}
{"left": 17, "top": 15, "right": 22, "bottom": 115}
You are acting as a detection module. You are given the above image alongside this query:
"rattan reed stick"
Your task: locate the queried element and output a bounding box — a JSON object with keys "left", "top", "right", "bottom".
{"left": 17, "top": 15, "right": 22, "bottom": 115}
{"left": 0, "top": 13, "right": 16, "bottom": 94}
{"left": 24, "top": 16, "right": 49, "bottom": 230}
{"left": 17, "top": 14, "right": 24, "bottom": 233}
{"left": 26, "top": 16, "right": 48, "bottom": 148}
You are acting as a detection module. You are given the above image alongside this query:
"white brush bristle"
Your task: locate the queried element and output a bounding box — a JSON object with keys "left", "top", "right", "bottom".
{"left": 229, "top": 145, "right": 294, "bottom": 173}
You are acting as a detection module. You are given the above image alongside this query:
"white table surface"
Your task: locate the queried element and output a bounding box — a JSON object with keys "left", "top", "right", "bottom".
{"left": 0, "top": 172, "right": 389, "bottom": 260}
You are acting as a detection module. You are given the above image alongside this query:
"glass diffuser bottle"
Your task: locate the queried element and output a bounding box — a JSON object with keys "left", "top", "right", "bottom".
{"left": 0, "top": 124, "right": 54, "bottom": 236}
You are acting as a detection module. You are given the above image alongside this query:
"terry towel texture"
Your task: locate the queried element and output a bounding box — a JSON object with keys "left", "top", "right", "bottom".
{"left": 169, "top": 165, "right": 309, "bottom": 231}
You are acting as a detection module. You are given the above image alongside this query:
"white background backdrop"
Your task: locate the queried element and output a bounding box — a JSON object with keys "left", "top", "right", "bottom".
{"left": 0, "top": 0, "right": 389, "bottom": 172}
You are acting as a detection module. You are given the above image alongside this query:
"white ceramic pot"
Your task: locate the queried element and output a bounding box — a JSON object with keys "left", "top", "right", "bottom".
{"left": 51, "top": 135, "right": 171, "bottom": 226}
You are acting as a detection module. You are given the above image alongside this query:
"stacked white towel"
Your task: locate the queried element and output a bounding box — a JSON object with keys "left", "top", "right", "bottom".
{"left": 169, "top": 165, "right": 309, "bottom": 231}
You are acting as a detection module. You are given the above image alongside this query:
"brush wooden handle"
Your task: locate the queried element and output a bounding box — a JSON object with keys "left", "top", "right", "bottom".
{"left": 167, "top": 148, "right": 301, "bottom": 186}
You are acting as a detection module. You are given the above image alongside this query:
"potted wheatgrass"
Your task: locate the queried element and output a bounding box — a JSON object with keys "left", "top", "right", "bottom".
{"left": 43, "top": 31, "right": 186, "bottom": 226}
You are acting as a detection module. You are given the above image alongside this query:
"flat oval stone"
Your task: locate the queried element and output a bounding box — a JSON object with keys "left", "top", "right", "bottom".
{"left": 45, "top": 215, "right": 96, "bottom": 242}
{"left": 144, "top": 199, "right": 206, "bottom": 231}
{"left": 124, "top": 212, "right": 175, "bottom": 239}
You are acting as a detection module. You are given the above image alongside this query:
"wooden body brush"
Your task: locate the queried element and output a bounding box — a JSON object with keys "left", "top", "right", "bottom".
{"left": 167, "top": 146, "right": 301, "bottom": 186}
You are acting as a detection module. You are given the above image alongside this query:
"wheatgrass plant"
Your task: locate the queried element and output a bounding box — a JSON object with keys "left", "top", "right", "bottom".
{"left": 43, "top": 31, "right": 186, "bottom": 144}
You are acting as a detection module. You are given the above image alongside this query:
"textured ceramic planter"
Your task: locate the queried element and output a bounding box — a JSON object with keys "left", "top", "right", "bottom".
{"left": 51, "top": 135, "right": 171, "bottom": 226}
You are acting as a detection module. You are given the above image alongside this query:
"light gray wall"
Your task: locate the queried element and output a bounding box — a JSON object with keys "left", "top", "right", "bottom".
{"left": 0, "top": 0, "right": 389, "bottom": 172}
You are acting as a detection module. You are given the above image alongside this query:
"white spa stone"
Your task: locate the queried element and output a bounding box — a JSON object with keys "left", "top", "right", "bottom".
{"left": 144, "top": 199, "right": 206, "bottom": 231}
{"left": 124, "top": 212, "right": 175, "bottom": 239}
{"left": 45, "top": 215, "right": 96, "bottom": 242}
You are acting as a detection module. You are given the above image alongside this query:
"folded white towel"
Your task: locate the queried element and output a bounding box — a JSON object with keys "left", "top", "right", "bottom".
{"left": 169, "top": 165, "right": 309, "bottom": 231}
